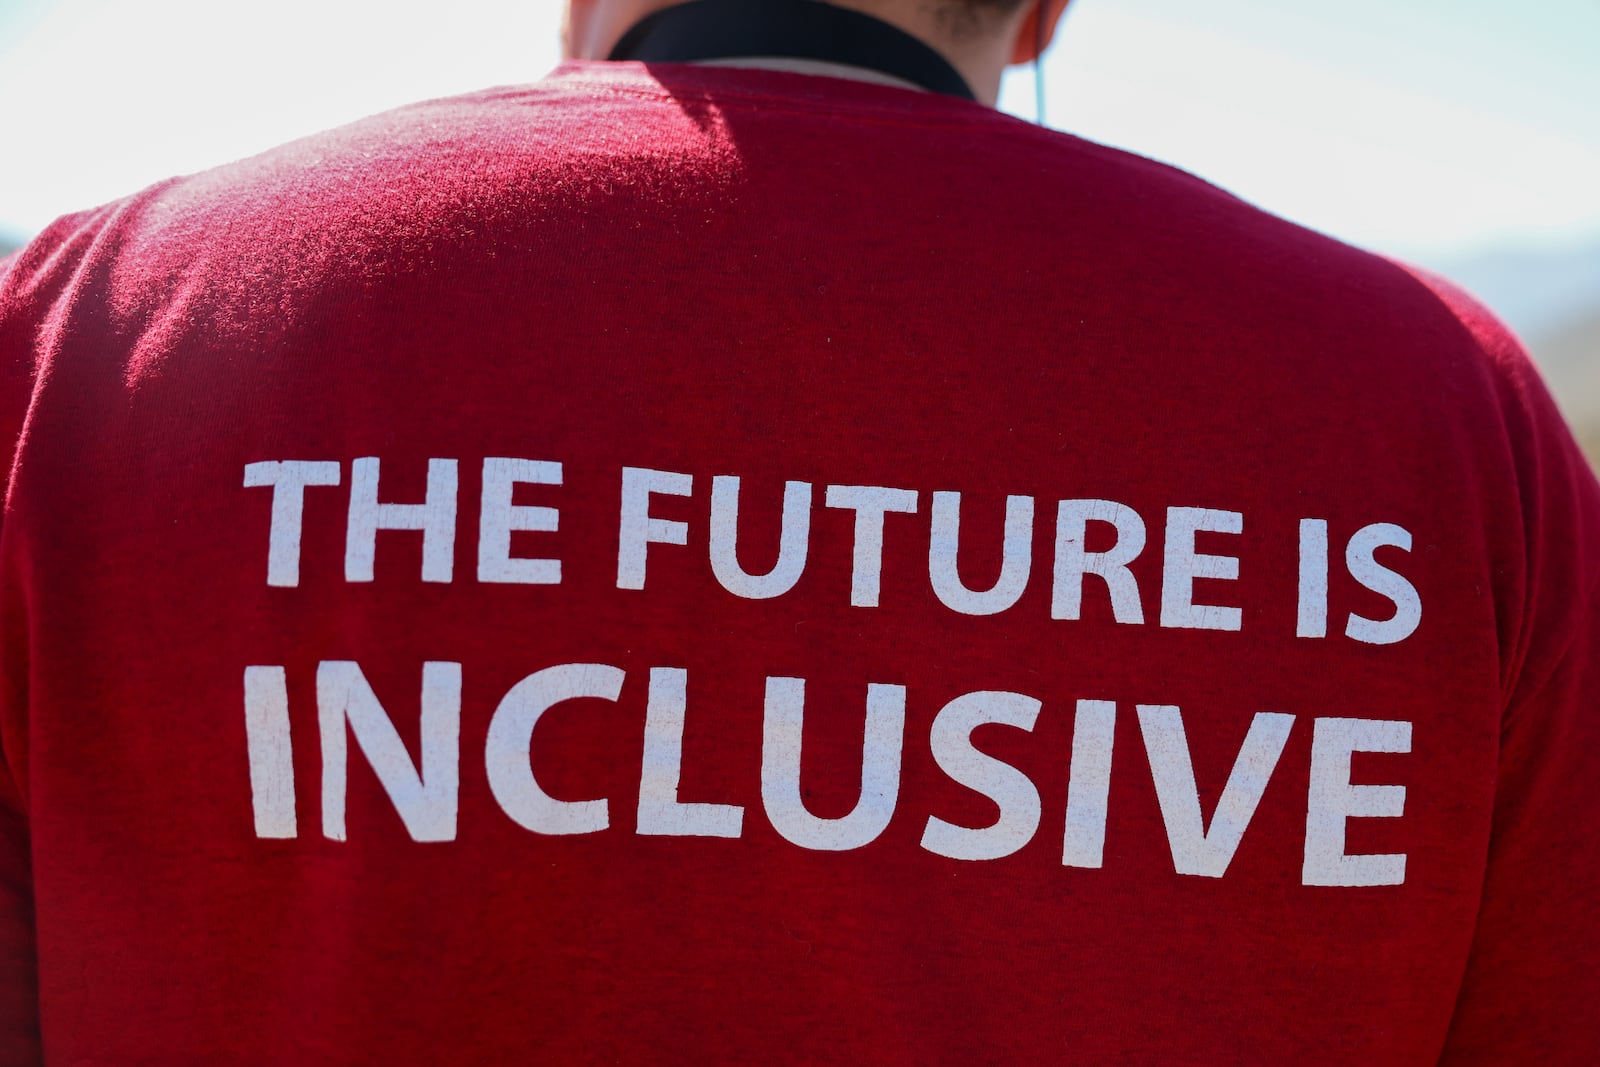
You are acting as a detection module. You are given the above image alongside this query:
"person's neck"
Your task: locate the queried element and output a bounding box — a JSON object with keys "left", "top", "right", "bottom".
{"left": 839, "top": 2, "right": 1010, "bottom": 104}
{"left": 574, "top": 0, "right": 1015, "bottom": 106}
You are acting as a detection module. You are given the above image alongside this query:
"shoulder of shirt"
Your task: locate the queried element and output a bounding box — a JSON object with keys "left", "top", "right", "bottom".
{"left": 0, "top": 59, "right": 1531, "bottom": 382}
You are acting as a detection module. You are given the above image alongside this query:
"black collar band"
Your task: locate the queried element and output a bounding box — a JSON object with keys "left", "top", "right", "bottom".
{"left": 606, "top": 0, "right": 977, "bottom": 102}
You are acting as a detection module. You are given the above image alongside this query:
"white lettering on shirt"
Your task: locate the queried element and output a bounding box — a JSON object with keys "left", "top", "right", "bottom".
{"left": 617, "top": 466, "right": 692, "bottom": 590}
{"left": 318, "top": 660, "right": 461, "bottom": 842}
{"left": 243, "top": 459, "right": 341, "bottom": 587}
{"left": 477, "top": 457, "right": 562, "bottom": 584}
{"left": 484, "top": 663, "right": 624, "bottom": 835}
{"left": 824, "top": 484, "right": 919, "bottom": 608}
{"left": 1062, "top": 699, "right": 1117, "bottom": 868}
{"left": 345, "top": 457, "right": 459, "bottom": 583}
{"left": 243, "top": 665, "right": 297, "bottom": 838}
{"left": 708, "top": 476, "right": 812, "bottom": 600}
{"left": 637, "top": 667, "right": 745, "bottom": 837}
{"left": 1344, "top": 523, "right": 1422, "bottom": 645}
{"left": 1137, "top": 705, "right": 1294, "bottom": 878}
{"left": 1303, "top": 716, "right": 1411, "bottom": 886}
{"left": 921, "top": 690, "right": 1043, "bottom": 861}
{"left": 1160, "top": 507, "right": 1244, "bottom": 631}
{"left": 1052, "top": 499, "right": 1147, "bottom": 624}
{"left": 928, "top": 492, "right": 1033, "bottom": 616}
{"left": 761, "top": 676, "right": 906, "bottom": 850}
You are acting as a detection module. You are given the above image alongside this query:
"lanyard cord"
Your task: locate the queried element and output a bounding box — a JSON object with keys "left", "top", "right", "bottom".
{"left": 1034, "top": 0, "right": 1048, "bottom": 125}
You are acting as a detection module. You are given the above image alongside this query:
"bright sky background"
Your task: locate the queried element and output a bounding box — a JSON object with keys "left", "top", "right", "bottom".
{"left": 2, "top": 0, "right": 1598, "bottom": 274}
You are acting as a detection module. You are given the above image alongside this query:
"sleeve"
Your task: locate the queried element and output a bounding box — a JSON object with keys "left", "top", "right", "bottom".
{"left": 0, "top": 770, "right": 36, "bottom": 1067}
{"left": 1434, "top": 288, "right": 1600, "bottom": 1064}
{"left": 0, "top": 208, "right": 129, "bottom": 1064}
{"left": 0, "top": 245, "right": 43, "bottom": 1065}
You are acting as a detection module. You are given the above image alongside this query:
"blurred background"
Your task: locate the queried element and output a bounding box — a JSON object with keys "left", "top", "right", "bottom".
{"left": 1, "top": 0, "right": 1595, "bottom": 465}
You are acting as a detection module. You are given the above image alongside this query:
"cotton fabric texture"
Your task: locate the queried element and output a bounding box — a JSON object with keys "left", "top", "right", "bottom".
{"left": 0, "top": 61, "right": 1595, "bottom": 1064}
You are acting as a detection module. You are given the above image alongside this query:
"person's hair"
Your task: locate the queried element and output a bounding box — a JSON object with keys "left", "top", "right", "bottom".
{"left": 925, "top": 0, "right": 1031, "bottom": 40}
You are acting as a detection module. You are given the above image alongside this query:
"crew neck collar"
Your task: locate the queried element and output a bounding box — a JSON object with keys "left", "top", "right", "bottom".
{"left": 605, "top": 0, "right": 976, "bottom": 102}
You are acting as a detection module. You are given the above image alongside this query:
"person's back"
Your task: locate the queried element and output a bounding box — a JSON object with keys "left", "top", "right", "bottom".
{"left": 0, "top": 2, "right": 1595, "bottom": 1063}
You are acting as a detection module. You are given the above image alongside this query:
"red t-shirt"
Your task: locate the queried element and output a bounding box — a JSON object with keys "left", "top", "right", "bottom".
{"left": 0, "top": 61, "right": 1595, "bottom": 1064}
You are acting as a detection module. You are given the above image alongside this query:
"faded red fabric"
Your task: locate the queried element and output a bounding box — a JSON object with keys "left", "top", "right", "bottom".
{"left": 0, "top": 61, "right": 1595, "bottom": 1065}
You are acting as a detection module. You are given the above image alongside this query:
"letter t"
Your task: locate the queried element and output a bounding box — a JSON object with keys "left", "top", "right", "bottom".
{"left": 244, "top": 460, "right": 342, "bottom": 587}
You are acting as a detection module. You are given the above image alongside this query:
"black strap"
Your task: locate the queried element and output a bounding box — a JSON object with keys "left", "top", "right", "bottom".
{"left": 606, "top": 0, "right": 977, "bottom": 102}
